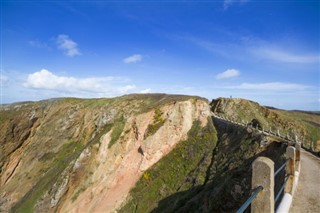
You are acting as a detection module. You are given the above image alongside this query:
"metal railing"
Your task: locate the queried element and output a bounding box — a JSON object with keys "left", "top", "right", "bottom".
{"left": 275, "top": 177, "right": 288, "bottom": 204}
{"left": 274, "top": 161, "right": 288, "bottom": 204}
{"left": 236, "top": 143, "right": 301, "bottom": 213}
{"left": 236, "top": 161, "right": 287, "bottom": 213}
{"left": 274, "top": 161, "right": 287, "bottom": 177}
{"left": 236, "top": 185, "right": 263, "bottom": 213}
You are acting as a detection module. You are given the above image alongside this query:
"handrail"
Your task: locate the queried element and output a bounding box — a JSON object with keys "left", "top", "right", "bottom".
{"left": 211, "top": 112, "right": 303, "bottom": 146}
{"left": 274, "top": 161, "right": 287, "bottom": 177}
{"left": 211, "top": 112, "right": 302, "bottom": 213}
{"left": 236, "top": 185, "right": 264, "bottom": 213}
{"left": 275, "top": 177, "right": 288, "bottom": 204}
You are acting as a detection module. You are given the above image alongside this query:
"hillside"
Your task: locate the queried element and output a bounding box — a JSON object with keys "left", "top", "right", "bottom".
{"left": 211, "top": 98, "right": 320, "bottom": 153}
{"left": 0, "top": 95, "right": 318, "bottom": 212}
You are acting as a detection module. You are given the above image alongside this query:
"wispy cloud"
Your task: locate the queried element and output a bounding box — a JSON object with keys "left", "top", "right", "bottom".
{"left": 216, "top": 69, "right": 240, "bottom": 79}
{"left": 173, "top": 33, "right": 319, "bottom": 65}
{"left": 56, "top": 34, "right": 81, "bottom": 57}
{"left": 0, "top": 75, "right": 9, "bottom": 83}
{"left": 140, "top": 88, "right": 151, "bottom": 93}
{"left": 23, "top": 69, "right": 136, "bottom": 96}
{"left": 29, "top": 39, "right": 50, "bottom": 50}
{"left": 223, "top": 0, "right": 249, "bottom": 10}
{"left": 176, "top": 36, "right": 231, "bottom": 57}
{"left": 251, "top": 47, "right": 319, "bottom": 63}
{"left": 123, "top": 54, "right": 143, "bottom": 63}
{"left": 229, "top": 82, "right": 308, "bottom": 90}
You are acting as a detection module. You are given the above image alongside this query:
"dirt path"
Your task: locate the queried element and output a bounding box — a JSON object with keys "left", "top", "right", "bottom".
{"left": 290, "top": 149, "right": 320, "bottom": 213}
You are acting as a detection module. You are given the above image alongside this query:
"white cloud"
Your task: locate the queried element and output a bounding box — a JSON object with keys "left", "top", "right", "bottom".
{"left": 23, "top": 69, "right": 136, "bottom": 96}
{"left": 56, "top": 34, "right": 81, "bottom": 57}
{"left": 140, "top": 88, "right": 151, "bottom": 93}
{"left": 230, "top": 82, "right": 308, "bottom": 90}
{"left": 123, "top": 54, "right": 143, "bottom": 64}
{"left": 216, "top": 69, "right": 240, "bottom": 79}
{"left": 252, "top": 47, "right": 319, "bottom": 63}
{"left": 118, "top": 85, "right": 137, "bottom": 93}
{"left": 0, "top": 75, "right": 8, "bottom": 83}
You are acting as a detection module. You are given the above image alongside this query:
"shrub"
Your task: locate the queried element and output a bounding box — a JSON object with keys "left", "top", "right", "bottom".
{"left": 144, "top": 108, "right": 166, "bottom": 139}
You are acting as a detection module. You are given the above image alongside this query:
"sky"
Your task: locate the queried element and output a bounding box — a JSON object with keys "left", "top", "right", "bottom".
{"left": 1, "top": 0, "right": 319, "bottom": 110}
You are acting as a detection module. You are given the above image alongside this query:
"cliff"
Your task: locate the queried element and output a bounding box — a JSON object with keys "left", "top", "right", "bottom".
{"left": 0, "top": 94, "right": 211, "bottom": 213}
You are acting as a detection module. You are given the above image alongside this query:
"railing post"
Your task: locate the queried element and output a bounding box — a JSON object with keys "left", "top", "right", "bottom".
{"left": 252, "top": 157, "right": 275, "bottom": 213}
{"left": 286, "top": 146, "right": 296, "bottom": 176}
{"left": 295, "top": 143, "right": 301, "bottom": 163}
{"left": 285, "top": 146, "right": 296, "bottom": 194}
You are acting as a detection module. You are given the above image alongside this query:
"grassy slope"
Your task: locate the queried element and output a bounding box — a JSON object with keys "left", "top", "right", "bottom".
{"left": 120, "top": 118, "right": 217, "bottom": 213}
{"left": 271, "top": 109, "right": 320, "bottom": 151}
{"left": 211, "top": 98, "right": 320, "bottom": 152}
{"left": 10, "top": 141, "right": 84, "bottom": 213}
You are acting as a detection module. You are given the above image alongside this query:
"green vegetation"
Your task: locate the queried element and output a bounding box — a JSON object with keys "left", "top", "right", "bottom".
{"left": 211, "top": 98, "right": 320, "bottom": 152}
{"left": 11, "top": 141, "right": 84, "bottom": 213}
{"left": 108, "top": 117, "right": 125, "bottom": 148}
{"left": 120, "top": 118, "right": 217, "bottom": 213}
{"left": 144, "top": 108, "right": 166, "bottom": 139}
{"left": 274, "top": 110, "right": 320, "bottom": 146}
{"left": 71, "top": 186, "right": 87, "bottom": 202}
{"left": 81, "top": 98, "right": 111, "bottom": 108}
{"left": 38, "top": 152, "right": 56, "bottom": 162}
{"left": 119, "top": 93, "right": 207, "bottom": 114}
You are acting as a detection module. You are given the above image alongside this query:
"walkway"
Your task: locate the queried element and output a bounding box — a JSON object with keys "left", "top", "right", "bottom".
{"left": 290, "top": 149, "right": 320, "bottom": 213}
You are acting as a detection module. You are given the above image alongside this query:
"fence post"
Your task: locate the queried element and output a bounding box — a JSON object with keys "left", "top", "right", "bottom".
{"left": 286, "top": 146, "right": 296, "bottom": 176}
{"left": 285, "top": 146, "right": 296, "bottom": 194}
{"left": 295, "top": 143, "right": 301, "bottom": 163}
{"left": 252, "top": 157, "right": 275, "bottom": 213}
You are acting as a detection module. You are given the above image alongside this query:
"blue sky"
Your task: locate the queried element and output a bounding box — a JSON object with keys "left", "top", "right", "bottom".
{"left": 1, "top": 0, "right": 319, "bottom": 110}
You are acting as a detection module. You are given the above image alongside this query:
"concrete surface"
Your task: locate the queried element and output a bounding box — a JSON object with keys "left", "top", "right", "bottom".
{"left": 290, "top": 149, "right": 320, "bottom": 213}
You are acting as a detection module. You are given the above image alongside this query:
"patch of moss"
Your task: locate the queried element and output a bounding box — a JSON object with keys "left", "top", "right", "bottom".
{"left": 71, "top": 186, "right": 87, "bottom": 202}
{"left": 81, "top": 98, "right": 111, "bottom": 108}
{"left": 119, "top": 118, "right": 217, "bottom": 213}
{"left": 38, "top": 152, "right": 56, "bottom": 162}
{"left": 108, "top": 117, "right": 125, "bottom": 148}
{"left": 10, "top": 141, "right": 84, "bottom": 213}
{"left": 120, "top": 94, "right": 207, "bottom": 114}
{"left": 144, "top": 108, "right": 166, "bottom": 139}
{"left": 89, "top": 123, "right": 113, "bottom": 147}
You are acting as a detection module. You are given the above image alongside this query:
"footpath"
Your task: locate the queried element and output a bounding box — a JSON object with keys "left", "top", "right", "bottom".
{"left": 290, "top": 149, "right": 320, "bottom": 213}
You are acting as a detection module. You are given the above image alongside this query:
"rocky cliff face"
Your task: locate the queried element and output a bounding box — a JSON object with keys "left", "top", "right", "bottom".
{"left": 0, "top": 94, "right": 210, "bottom": 213}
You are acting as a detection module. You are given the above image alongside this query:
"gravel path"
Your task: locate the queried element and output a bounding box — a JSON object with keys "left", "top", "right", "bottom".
{"left": 290, "top": 149, "right": 320, "bottom": 213}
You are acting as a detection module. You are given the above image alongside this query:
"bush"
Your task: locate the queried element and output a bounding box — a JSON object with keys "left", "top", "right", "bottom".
{"left": 144, "top": 108, "right": 166, "bottom": 139}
